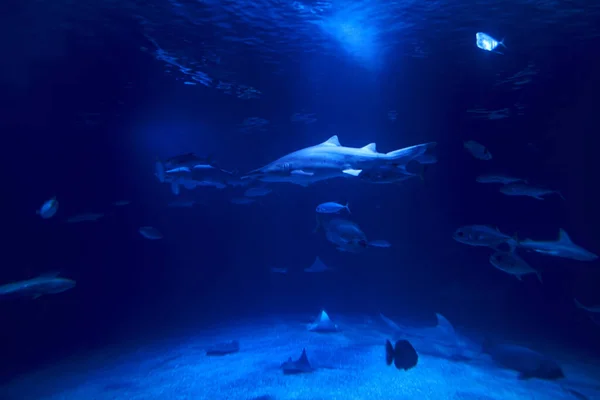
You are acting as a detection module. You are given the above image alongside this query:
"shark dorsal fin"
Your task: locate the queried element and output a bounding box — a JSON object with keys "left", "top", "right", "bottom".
{"left": 321, "top": 135, "right": 341, "bottom": 147}
{"left": 298, "top": 349, "right": 310, "bottom": 367}
{"left": 361, "top": 143, "right": 377, "bottom": 152}
{"left": 558, "top": 229, "right": 572, "bottom": 243}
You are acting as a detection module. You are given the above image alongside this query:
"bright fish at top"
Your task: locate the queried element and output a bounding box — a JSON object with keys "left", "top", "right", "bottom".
{"left": 316, "top": 202, "right": 350, "bottom": 214}
{"left": 37, "top": 197, "right": 59, "bottom": 219}
{"left": 464, "top": 140, "right": 492, "bottom": 160}
{"left": 476, "top": 32, "right": 506, "bottom": 54}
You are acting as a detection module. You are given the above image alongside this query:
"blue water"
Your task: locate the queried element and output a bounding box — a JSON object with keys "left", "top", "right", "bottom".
{"left": 2, "top": 0, "right": 600, "bottom": 399}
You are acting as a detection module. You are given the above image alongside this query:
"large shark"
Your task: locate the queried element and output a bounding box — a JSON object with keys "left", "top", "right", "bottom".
{"left": 243, "top": 135, "right": 437, "bottom": 186}
{"left": 519, "top": 229, "right": 598, "bottom": 262}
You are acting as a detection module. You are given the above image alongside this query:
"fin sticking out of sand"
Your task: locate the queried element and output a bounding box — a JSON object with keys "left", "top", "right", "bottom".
{"left": 280, "top": 348, "right": 314, "bottom": 375}
{"left": 307, "top": 310, "right": 339, "bottom": 333}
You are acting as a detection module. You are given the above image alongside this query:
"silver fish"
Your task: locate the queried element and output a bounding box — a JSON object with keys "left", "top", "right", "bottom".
{"left": 453, "top": 225, "right": 518, "bottom": 250}
{"left": 37, "top": 197, "right": 59, "bottom": 219}
{"left": 476, "top": 174, "right": 526, "bottom": 185}
{"left": 499, "top": 183, "right": 564, "bottom": 201}
{"left": 476, "top": 32, "right": 506, "bottom": 54}
{"left": 316, "top": 202, "right": 350, "bottom": 214}
{"left": 489, "top": 251, "right": 542, "bottom": 282}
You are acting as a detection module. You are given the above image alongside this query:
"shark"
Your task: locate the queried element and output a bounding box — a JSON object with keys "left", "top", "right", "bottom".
{"left": 280, "top": 349, "right": 314, "bottom": 374}
{"left": 0, "top": 272, "right": 76, "bottom": 299}
{"left": 518, "top": 229, "right": 598, "bottom": 262}
{"left": 243, "top": 135, "right": 437, "bottom": 186}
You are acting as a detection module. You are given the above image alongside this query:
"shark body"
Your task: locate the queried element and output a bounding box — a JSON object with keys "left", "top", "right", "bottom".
{"left": 244, "top": 135, "right": 436, "bottom": 186}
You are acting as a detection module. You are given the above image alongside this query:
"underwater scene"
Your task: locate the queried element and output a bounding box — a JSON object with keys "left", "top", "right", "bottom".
{"left": 2, "top": 0, "right": 600, "bottom": 399}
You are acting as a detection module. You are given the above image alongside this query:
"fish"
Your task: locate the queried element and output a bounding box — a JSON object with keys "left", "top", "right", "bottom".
{"left": 385, "top": 339, "right": 418, "bottom": 371}
{"left": 270, "top": 267, "right": 288, "bottom": 274}
{"left": 163, "top": 152, "right": 213, "bottom": 170}
{"left": 519, "top": 229, "right": 598, "bottom": 261}
{"left": 304, "top": 256, "right": 333, "bottom": 273}
{"left": 482, "top": 341, "right": 564, "bottom": 381}
{"left": 475, "top": 32, "right": 506, "bottom": 54}
{"left": 307, "top": 310, "right": 339, "bottom": 333}
{"left": 205, "top": 340, "right": 240, "bottom": 356}
{"left": 244, "top": 187, "right": 272, "bottom": 197}
{"left": 476, "top": 174, "right": 527, "bottom": 185}
{"left": 359, "top": 156, "right": 435, "bottom": 184}
{"left": 499, "top": 183, "right": 565, "bottom": 200}
{"left": 139, "top": 226, "right": 163, "bottom": 240}
{"left": 243, "top": 135, "right": 437, "bottom": 187}
{"left": 316, "top": 202, "right": 350, "bottom": 214}
{"left": 453, "top": 225, "right": 518, "bottom": 250}
{"left": 0, "top": 272, "right": 76, "bottom": 299}
{"left": 280, "top": 349, "right": 314, "bottom": 375}
{"left": 489, "top": 251, "right": 542, "bottom": 282}
{"left": 464, "top": 140, "right": 492, "bottom": 160}
{"left": 168, "top": 200, "right": 198, "bottom": 208}
{"left": 574, "top": 298, "right": 600, "bottom": 313}
{"left": 66, "top": 213, "right": 104, "bottom": 223}
{"left": 37, "top": 197, "right": 59, "bottom": 219}
{"left": 159, "top": 163, "right": 235, "bottom": 192}
{"left": 368, "top": 240, "right": 391, "bottom": 248}
{"left": 317, "top": 217, "right": 369, "bottom": 253}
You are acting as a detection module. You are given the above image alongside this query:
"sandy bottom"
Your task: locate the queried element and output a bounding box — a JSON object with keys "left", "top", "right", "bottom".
{"left": 2, "top": 314, "right": 600, "bottom": 400}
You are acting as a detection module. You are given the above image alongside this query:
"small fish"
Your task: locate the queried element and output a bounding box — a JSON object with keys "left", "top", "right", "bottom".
{"left": 489, "top": 251, "right": 542, "bottom": 282}
{"left": 316, "top": 202, "right": 350, "bottom": 214}
{"left": 476, "top": 174, "right": 526, "bottom": 185}
{"left": 244, "top": 187, "right": 272, "bottom": 197}
{"left": 476, "top": 32, "right": 506, "bottom": 54}
{"left": 113, "top": 200, "right": 131, "bottom": 206}
{"left": 464, "top": 140, "right": 492, "bottom": 160}
{"left": 453, "top": 225, "right": 518, "bottom": 250}
{"left": 499, "top": 183, "right": 564, "bottom": 201}
{"left": 270, "top": 267, "right": 288, "bottom": 274}
{"left": 37, "top": 197, "right": 59, "bottom": 219}
{"left": 368, "top": 240, "right": 391, "bottom": 248}
{"left": 66, "top": 213, "right": 104, "bottom": 223}
{"left": 139, "top": 226, "right": 163, "bottom": 240}
{"left": 385, "top": 339, "right": 418, "bottom": 371}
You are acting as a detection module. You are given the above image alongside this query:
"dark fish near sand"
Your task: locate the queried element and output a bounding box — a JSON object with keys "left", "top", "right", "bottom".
{"left": 482, "top": 341, "right": 564, "bottom": 380}
{"left": 385, "top": 339, "right": 418, "bottom": 371}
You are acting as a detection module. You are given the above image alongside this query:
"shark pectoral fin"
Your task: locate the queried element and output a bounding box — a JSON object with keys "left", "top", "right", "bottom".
{"left": 342, "top": 169, "right": 362, "bottom": 177}
{"left": 291, "top": 170, "right": 314, "bottom": 176}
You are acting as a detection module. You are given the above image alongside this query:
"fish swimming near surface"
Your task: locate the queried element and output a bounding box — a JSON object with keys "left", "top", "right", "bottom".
{"left": 499, "top": 183, "right": 565, "bottom": 201}
{"left": 475, "top": 32, "right": 506, "bottom": 54}
{"left": 464, "top": 140, "right": 492, "bottom": 160}
{"left": 316, "top": 202, "right": 350, "bottom": 214}
{"left": 205, "top": 340, "right": 240, "bottom": 356}
{"left": 519, "top": 229, "right": 598, "bottom": 262}
{"left": 280, "top": 348, "right": 314, "bottom": 375}
{"left": 385, "top": 339, "right": 418, "bottom": 371}
{"left": 37, "top": 197, "right": 59, "bottom": 219}
{"left": 453, "top": 225, "right": 518, "bottom": 250}
{"left": 482, "top": 340, "right": 564, "bottom": 381}
{"left": 489, "top": 250, "right": 542, "bottom": 283}
{"left": 139, "top": 226, "right": 163, "bottom": 240}
{"left": 476, "top": 174, "right": 527, "bottom": 185}
{"left": 0, "top": 272, "right": 76, "bottom": 299}
{"left": 243, "top": 135, "right": 437, "bottom": 187}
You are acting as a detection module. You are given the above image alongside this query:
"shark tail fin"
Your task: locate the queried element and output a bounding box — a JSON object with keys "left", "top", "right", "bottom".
{"left": 499, "top": 38, "right": 507, "bottom": 48}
